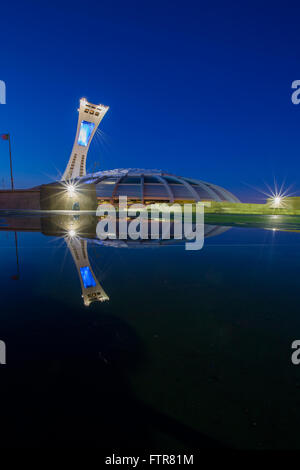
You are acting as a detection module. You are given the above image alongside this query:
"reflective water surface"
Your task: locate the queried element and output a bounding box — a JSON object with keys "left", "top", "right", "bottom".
{"left": 1, "top": 213, "right": 300, "bottom": 449}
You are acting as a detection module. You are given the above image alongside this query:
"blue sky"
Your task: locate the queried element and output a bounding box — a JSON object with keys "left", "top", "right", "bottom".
{"left": 0, "top": 0, "right": 300, "bottom": 201}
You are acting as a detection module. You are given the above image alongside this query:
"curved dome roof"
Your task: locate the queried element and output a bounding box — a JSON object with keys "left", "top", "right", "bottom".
{"left": 77, "top": 168, "right": 240, "bottom": 203}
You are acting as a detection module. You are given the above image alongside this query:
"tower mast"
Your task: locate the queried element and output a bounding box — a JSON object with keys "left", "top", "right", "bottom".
{"left": 66, "top": 236, "right": 109, "bottom": 306}
{"left": 62, "top": 98, "right": 109, "bottom": 181}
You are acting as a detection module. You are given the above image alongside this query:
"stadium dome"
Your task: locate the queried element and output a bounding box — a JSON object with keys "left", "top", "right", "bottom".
{"left": 77, "top": 168, "right": 240, "bottom": 204}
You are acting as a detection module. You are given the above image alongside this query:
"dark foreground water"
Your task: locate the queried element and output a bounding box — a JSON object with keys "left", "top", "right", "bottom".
{"left": 1, "top": 215, "right": 300, "bottom": 449}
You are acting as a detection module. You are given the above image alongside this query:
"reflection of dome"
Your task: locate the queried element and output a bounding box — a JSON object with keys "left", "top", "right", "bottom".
{"left": 78, "top": 168, "right": 240, "bottom": 203}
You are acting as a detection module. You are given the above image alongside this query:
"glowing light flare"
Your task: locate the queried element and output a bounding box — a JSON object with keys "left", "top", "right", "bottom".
{"left": 66, "top": 184, "right": 76, "bottom": 198}
{"left": 262, "top": 179, "right": 295, "bottom": 209}
{"left": 269, "top": 193, "right": 288, "bottom": 209}
{"left": 271, "top": 195, "right": 284, "bottom": 208}
{"left": 68, "top": 229, "right": 76, "bottom": 238}
{"left": 245, "top": 178, "right": 295, "bottom": 209}
{"left": 60, "top": 180, "right": 82, "bottom": 203}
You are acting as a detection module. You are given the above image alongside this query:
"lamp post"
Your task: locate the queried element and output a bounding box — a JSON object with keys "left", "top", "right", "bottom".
{"left": 11, "top": 232, "right": 20, "bottom": 281}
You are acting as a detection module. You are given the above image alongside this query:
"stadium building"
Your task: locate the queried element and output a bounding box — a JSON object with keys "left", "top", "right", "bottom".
{"left": 40, "top": 98, "right": 240, "bottom": 210}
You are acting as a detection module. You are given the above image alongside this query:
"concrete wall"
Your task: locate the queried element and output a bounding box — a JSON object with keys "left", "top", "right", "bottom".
{"left": 0, "top": 190, "right": 41, "bottom": 210}
{"left": 40, "top": 183, "right": 97, "bottom": 211}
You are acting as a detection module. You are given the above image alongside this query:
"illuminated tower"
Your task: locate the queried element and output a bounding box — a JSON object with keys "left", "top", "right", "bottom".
{"left": 62, "top": 98, "right": 109, "bottom": 181}
{"left": 66, "top": 236, "right": 109, "bottom": 306}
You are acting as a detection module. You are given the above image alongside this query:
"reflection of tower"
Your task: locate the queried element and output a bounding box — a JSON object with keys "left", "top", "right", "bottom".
{"left": 66, "top": 237, "right": 109, "bottom": 306}
{"left": 62, "top": 98, "right": 109, "bottom": 181}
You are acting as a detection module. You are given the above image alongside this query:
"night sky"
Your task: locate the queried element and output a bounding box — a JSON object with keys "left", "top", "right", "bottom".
{"left": 1, "top": 0, "right": 300, "bottom": 201}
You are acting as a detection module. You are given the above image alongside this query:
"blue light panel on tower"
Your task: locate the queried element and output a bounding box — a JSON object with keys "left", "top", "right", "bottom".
{"left": 80, "top": 266, "right": 97, "bottom": 288}
{"left": 77, "top": 121, "right": 95, "bottom": 147}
